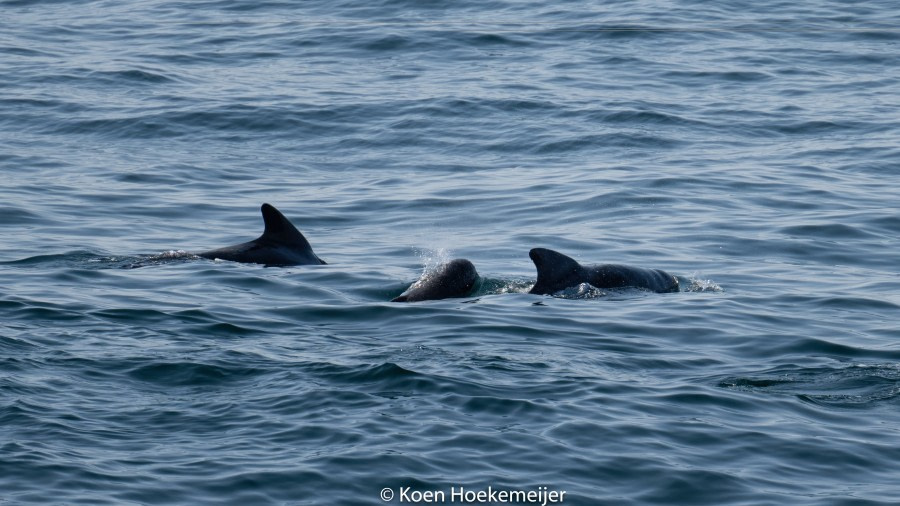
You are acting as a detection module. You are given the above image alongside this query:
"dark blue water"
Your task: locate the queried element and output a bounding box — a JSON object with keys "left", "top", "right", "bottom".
{"left": 2, "top": 1, "right": 900, "bottom": 504}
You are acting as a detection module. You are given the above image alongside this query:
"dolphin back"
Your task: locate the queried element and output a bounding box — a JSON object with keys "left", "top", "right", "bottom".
{"left": 529, "top": 247, "right": 678, "bottom": 294}
{"left": 197, "top": 203, "right": 325, "bottom": 266}
{"left": 586, "top": 264, "right": 679, "bottom": 293}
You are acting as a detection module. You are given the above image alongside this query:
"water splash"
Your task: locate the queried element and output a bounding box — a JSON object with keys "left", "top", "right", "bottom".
{"left": 117, "top": 250, "right": 197, "bottom": 269}
{"left": 682, "top": 273, "right": 723, "bottom": 292}
{"left": 413, "top": 247, "right": 452, "bottom": 273}
{"left": 476, "top": 277, "right": 533, "bottom": 296}
{"left": 555, "top": 282, "right": 608, "bottom": 299}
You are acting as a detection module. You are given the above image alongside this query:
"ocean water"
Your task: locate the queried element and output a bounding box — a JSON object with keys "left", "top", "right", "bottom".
{"left": 2, "top": 0, "right": 900, "bottom": 504}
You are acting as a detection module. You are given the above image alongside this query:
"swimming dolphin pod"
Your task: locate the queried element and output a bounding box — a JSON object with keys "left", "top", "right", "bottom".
{"left": 194, "top": 204, "right": 679, "bottom": 301}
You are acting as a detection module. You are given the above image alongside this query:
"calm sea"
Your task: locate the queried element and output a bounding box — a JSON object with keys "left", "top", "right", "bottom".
{"left": 2, "top": 0, "right": 899, "bottom": 504}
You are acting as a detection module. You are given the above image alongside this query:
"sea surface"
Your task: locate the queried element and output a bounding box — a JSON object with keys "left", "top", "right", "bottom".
{"left": 2, "top": 0, "right": 900, "bottom": 504}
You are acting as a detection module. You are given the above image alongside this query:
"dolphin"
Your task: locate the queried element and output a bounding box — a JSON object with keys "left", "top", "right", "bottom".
{"left": 528, "top": 248, "right": 678, "bottom": 295}
{"left": 392, "top": 259, "right": 479, "bottom": 302}
{"left": 197, "top": 203, "right": 326, "bottom": 267}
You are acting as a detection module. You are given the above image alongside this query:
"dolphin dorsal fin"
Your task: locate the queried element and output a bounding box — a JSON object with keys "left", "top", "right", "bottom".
{"left": 530, "top": 248, "right": 581, "bottom": 273}
{"left": 259, "top": 203, "right": 311, "bottom": 248}
{"left": 529, "top": 248, "right": 583, "bottom": 294}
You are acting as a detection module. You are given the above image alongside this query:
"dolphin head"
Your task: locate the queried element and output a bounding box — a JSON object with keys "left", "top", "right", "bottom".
{"left": 392, "top": 258, "right": 479, "bottom": 302}
{"left": 528, "top": 248, "right": 585, "bottom": 295}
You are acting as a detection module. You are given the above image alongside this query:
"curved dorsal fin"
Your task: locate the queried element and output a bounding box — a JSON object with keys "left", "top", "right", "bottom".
{"left": 259, "top": 203, "right": 312, "bottom": 249}
{"left": 528, "top": 248, "right": 584, "bottom": 294}
{"left": 530, "top": 248, "right": 581, "bottom": 274}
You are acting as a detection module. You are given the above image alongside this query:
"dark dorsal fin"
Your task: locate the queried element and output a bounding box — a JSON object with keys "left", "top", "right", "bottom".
{"left": 528, "top": 248, "right": 584, "bottom": 294}
{"left": 530, "top": 248, "right": 582, "bottom": 275}
{"left": 259, "top": 203, "right": 313, "bottom": 250}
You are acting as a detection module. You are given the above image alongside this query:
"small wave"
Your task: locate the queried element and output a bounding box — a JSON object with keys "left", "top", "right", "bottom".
{"left": 531, "top": 133, "right": 683, "bottom": 154}
{"left": 356, "top": 34, "right": 416, "bottom": 52}
{"left": 0, "top": 250, "right": 200, "bottom": 270}
{"left": 334, "top": 362, "right": 419, "bottom": 383}
{"left": 0, "top": 206, "right": 42, "bottom": 225}
{"left": 779, "top": 223, "right": 878, "bottom": 240}
{"left": 772, "top": 120, "right": 854, "bottom": 135}
{"left": 0, "top": 250, "right": 105, "bottom": 267}
{"left": 1, "top": 0, "right": 79, "bottom": 5}
{"left": 89, "top": 68, "right": 178, "bottom": 84}
{"left": 127, "top": 361, "right": 264, "bottom": 387}
{"left": 0, "top": 45, "right": 55, "bottom": 57}
{"left": 718, "top": 363, "right": 900, "bottom": 407}
{"left": 844, "top": 30, "right": 900, "bottom": 42}
{"left": 464, "top": 32, "right": 533, "bottom": 47}
{"left": 867, "top": 215, "right": 900, "bottom": 235}
{"left": 543, "top": 23, "right": 699, "bottom": 41}
{"left": 304, "top": 361, "right": 495, "bottom": 398}
{"left": 0, "top": 335, "right": 37, "bottom": 352}
{"left": 307, "top": 362, "right": 440, "bottom": 392}
{"left": 664, "top": 69, "right": 774, "bottom": 83}
{"left": 594, "top": 109, "right": 711, "bottom": 128}
{"left": 3, "top": 302, "right": 88, "bottom": 323}
{"left": 41, "top": 102, "right": 362, "bottom": 140}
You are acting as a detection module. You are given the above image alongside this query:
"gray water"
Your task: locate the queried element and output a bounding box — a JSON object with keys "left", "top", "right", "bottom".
{"left": 2, "top": 1, "right": 900, "bottom": 504}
